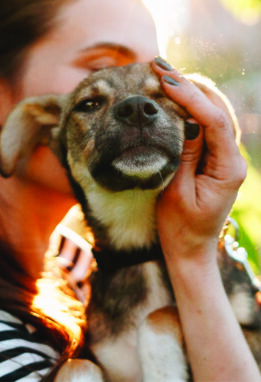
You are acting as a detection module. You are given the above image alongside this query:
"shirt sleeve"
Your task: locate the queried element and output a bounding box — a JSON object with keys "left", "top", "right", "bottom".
{"left": 0, "top": 310, "right": 59, "bottom": 381}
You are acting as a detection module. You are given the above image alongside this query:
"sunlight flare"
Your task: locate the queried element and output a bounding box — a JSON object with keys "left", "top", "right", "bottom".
{"left": 142, "top": 0, "right": 189, "bottom": 57}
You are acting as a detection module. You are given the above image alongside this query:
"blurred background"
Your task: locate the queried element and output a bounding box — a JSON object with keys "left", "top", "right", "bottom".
{"left": 144, "top": 0, "right": 261, "bottom": 272}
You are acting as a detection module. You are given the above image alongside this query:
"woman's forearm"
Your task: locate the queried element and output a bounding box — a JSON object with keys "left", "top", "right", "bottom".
{"left": 166, "top": 251, "right": 261, "bottom": 382}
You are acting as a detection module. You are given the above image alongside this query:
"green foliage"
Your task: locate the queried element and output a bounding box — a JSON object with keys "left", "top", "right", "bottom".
{"left": 221, "top": 0, "right": 261, "bottom": 22}
{"left": 231, "top": 149, "right": 261, "bottom": 274}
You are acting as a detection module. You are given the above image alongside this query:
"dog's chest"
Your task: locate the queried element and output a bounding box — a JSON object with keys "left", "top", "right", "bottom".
{"left": 87, "top": 261, "right": 174, "bottom": 381}
{"left": 87, "top": 261, "right": 173, "bottom": 342}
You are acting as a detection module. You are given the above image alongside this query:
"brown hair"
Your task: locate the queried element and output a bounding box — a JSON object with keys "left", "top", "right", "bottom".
{"left": 0, "top": 0, "right": 75, "bottom": 80}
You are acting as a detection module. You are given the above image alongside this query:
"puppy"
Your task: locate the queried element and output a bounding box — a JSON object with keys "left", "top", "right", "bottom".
{"left": 1, "top": 63, "right": 261, "bottom": 381}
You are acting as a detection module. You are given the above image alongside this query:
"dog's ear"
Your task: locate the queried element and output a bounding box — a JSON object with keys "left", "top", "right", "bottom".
{"left": 0, "top": 94, "right": 67, "bottom": 177}
{"left": 186, "top": 74, "right": 240, "bottom": 144}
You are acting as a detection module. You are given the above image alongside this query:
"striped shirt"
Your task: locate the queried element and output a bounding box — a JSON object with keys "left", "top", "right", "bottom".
{"left": 0, "top": 214, "right": 92, "bottom": 381}
{"left": 0, "top": 310, "right": 59, "bottom": 381}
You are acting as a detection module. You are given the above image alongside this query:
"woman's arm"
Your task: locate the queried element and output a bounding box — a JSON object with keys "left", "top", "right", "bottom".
{"left": 152, "top": 57, "right": 261, "bottom": 382}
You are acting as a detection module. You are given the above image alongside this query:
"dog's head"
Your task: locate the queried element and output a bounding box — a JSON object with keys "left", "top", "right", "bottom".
{"left": 0, "top": 63, "right": 239, "bottom": 196}
{"left": 60, "top": 63, "right": 190, "bottom": 192}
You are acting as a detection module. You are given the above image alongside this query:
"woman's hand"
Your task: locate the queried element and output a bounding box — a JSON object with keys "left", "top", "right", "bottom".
{"left": 151, "top": 57, "right": 247, "bottom": 262}
{"left": 151, "top": 58, "right": 261, "bottom": 382}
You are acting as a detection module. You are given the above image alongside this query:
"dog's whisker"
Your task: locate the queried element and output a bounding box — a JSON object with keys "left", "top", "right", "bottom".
{"left": 157, "top": 169, "right": 165, "bottom": 190}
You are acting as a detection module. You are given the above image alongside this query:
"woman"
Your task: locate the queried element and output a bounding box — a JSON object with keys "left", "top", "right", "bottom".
{"left": 0, "top": 0, "right": 260, "bottom": 381}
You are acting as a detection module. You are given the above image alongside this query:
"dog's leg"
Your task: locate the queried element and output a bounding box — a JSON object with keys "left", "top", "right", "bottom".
{"left": 138, "top": 306, "right": 189, "bottom": 382}
{"left": 54, "top": 359, "right": 105, "bottom": 382}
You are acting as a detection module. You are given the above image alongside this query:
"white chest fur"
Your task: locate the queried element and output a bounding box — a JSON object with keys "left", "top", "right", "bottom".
{"left": 91, "top": 262, "right": 176, "bottom": 382}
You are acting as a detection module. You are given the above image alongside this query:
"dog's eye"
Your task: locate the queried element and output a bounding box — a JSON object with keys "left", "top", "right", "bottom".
{"left": 74, "top": 97, "right": 104, "bottom": 113}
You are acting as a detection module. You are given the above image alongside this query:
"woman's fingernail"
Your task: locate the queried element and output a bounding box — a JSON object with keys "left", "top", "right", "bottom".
{"left": 162, "top": 75, "right": 179, "bottom": 86}
{"left": 185, "top": 121, "right": 200, "bottom": 140}
{"left": 154, "top": 56, "right": 173, "bottom": 71}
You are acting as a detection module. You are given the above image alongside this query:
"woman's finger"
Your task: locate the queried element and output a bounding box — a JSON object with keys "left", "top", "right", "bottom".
{"left": 151, "top": 58, "right": 239, "bottom": 164}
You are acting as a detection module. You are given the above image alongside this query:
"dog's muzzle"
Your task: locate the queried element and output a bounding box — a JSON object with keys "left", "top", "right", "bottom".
{"left": 89, "top": 94, "right": 182, "bottom": 191}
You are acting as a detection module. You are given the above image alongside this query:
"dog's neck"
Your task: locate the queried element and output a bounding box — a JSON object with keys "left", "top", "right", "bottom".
{"left": 84, "top": 183, "right": 164, "bottom": 271}
{"left": 87, "top": 183, "right": 161, "bottom": 252}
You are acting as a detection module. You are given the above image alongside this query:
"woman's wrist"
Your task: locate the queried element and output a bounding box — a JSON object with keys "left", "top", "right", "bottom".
{"left": 161, "top": 235, "right": 219, "bottom": 265}
{"left": 162, "top": 244, "right": 221, "bottom": 294}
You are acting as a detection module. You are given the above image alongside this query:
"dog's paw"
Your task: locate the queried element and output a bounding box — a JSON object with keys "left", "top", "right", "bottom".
{"left": 54, "top": 359, "right": 105, "bottom": 382}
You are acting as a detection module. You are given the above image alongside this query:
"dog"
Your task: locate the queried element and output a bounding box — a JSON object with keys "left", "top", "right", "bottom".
{"left": 1, "top": 63, "right": 261, "bottom": 381}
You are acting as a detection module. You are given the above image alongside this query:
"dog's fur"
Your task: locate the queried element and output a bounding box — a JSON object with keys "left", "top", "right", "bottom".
{"left": 1, "top": 63, "right": 261, "bottom": 381}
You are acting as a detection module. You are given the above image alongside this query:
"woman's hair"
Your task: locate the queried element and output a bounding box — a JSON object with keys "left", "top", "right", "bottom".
{"left": 0, "top": 0, "right": 74, "bottom": 80}
{"left": 0, "top": 244, "right": 89, "bottom": 359}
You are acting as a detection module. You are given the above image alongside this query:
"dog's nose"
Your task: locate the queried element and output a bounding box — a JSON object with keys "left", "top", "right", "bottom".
{"left": 114, "top": 96, "right": 159, "bottom": 127}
